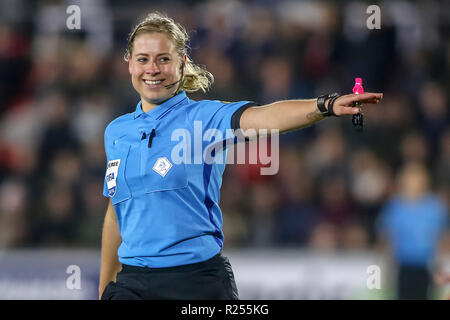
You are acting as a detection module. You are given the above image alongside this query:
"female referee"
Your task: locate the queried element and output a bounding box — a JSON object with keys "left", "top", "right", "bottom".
{"left": 99, "top": 12, "right": 383, "bottom": 300}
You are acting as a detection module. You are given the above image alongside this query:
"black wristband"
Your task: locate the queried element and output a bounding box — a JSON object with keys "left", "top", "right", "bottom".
{"left": 327, "top": 95, "right": 340, "bottom": 117}
{"left": 317, "top": 93, "right": 340, "bottom": 117}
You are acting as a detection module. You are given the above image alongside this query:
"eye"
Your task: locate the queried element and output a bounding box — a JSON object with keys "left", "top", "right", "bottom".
{"left": 159, "top": 56, "right": 170, "bottom": 63}
{"left": 137, "top": 57, "right": 147, "bottom": 63}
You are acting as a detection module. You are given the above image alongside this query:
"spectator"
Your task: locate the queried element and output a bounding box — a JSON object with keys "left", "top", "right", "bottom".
{"left": 348, "top": 148, "right": 393, "bottom": 240}
{"left": 0, "top": 179, "right": 29, "bottom": 247}
{"left": 30, "top": 181, "right": 80, "bottom": 247}
{"left": 275, "top": 148, "right": 319, "bottom": 245}
{"left": 247, "top": 183, "right": 280, "bottom": 247}
{"left": 435, "top": 127, "right": 450, "bottom": 209}
{"left": 400, "top": 131, "right": 430, "bottom": 168}
{"left": 309, "top": 221, "right": 338, "bottom": 252}
{"left": 317, "top": 173, "right": 356, "bottom": 229}
{"left": 418, "top": 81, "right": 448, "bottom": 157}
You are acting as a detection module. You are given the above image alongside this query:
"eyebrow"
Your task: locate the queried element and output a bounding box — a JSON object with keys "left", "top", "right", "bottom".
{"left": 135, "top": 52, "right": 171, "bottom": 57}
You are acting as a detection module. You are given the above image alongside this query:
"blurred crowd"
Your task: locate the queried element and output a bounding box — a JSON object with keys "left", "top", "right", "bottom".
{"left": 0, "top": 0, "right": 449, "bottom": 258}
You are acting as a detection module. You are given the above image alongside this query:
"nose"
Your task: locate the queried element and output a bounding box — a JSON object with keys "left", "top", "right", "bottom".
{"left": 144, "top": 60, "right": 160, "bottom": 75}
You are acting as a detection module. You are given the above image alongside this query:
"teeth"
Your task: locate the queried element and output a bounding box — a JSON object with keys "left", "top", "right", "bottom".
{"left": 145, "top": 80, "right": 162, "bottom": 85}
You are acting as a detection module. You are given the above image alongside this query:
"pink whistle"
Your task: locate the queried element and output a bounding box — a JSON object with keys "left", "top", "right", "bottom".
{"left": 352, "top": 78, "right": 364, "bottom": 131}
{"left": 353, "top": 77, "right": 364, "bottom": 94}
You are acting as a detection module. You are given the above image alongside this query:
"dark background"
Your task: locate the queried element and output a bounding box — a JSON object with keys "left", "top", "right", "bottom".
{"left": 0, "top": 0, "right": 448, "bottom": 294}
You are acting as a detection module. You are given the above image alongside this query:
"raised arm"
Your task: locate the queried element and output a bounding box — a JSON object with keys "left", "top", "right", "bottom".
{"left": 239, "top": 92, "right": 383, "bottom": 137}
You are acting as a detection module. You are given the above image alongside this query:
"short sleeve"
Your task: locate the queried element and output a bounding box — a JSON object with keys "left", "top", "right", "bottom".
{"left": 103, "top": 174, "right": 109, "bottom": 197}
{"left": 230, "top": 102, "right": 258, "bottom": 131}
{"left": 186, "top": 100, "right": 256, "bottom": 138}
{"left": 102, "top": 127, "right": 111, "bottom": 198}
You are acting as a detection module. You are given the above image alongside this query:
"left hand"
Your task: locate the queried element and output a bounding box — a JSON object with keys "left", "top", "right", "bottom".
{"left": 327, "top": 92, "right": 383, "bottom": 116}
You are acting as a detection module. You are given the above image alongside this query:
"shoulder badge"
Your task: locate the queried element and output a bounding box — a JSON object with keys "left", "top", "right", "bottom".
{"left": 106, "top": 159, "right": 120, "bottom": 197}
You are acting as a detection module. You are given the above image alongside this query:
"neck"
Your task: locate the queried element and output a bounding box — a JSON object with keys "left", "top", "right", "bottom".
{"left": 141, "top": 93, "right": 178, "bottom": 113}
{"left": 141, "top": 99, "right": 158, "bottom": 113}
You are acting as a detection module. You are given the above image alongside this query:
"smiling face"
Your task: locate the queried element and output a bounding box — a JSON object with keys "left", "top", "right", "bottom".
{"left": 128, "top": 32, "right": 185, "bottom": 112}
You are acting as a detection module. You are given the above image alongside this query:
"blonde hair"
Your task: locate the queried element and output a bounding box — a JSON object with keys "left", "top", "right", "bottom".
{"left": 125, "top": 12, "right": 214, "bottom": 93}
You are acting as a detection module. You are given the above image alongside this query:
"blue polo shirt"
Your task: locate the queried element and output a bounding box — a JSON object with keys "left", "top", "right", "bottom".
{"left": 103, "top": 91, "right": 253, "bottom": 268}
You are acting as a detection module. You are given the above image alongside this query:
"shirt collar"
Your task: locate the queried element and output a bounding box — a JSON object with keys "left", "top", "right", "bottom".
{"left": 134, "top": 91, "right": 188, "bottom": 120}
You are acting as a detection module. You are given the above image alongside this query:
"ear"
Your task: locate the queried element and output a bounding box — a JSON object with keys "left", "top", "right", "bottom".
{"left": 128, "top": 54, "right": 132, "bottom": 74}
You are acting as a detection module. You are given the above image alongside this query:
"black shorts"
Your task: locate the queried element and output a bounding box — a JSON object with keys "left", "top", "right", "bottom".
{"left": 101, "top": 252, "right": 239, "bottom": 300}
{"left": 397, "top": 264, "right": 431, "bottom": 300}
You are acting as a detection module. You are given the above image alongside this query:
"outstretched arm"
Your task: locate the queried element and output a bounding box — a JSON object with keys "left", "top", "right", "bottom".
{"left": 239, "top": 92, "right": 383, "bottom": 137}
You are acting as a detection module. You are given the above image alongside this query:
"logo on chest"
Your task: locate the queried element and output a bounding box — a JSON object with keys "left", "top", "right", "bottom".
{"left": 153, "top": 157, "right": 172, "bottom": 177}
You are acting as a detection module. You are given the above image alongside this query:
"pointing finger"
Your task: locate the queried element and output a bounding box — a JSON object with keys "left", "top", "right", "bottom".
{"left": 340, "top": 93, "right": 383, "bottom": 106}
